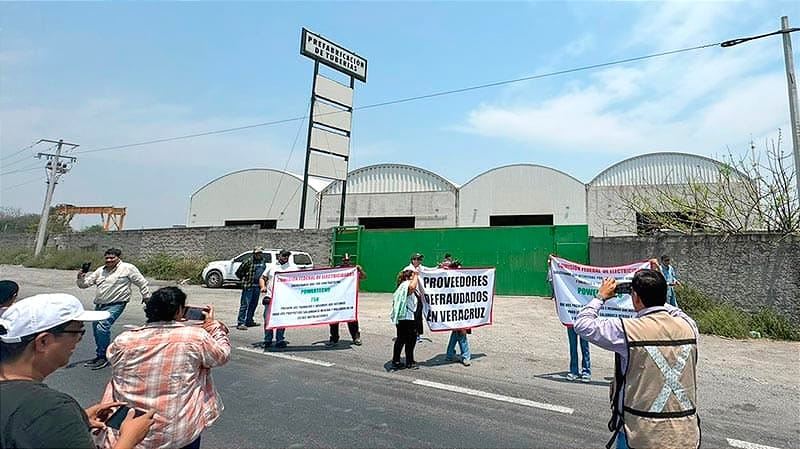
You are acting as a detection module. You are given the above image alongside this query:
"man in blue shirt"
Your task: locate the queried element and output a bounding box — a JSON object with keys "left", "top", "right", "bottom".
{"left": 660, "top": 255, "right": 680, "bottom": 307}
{"left": 235, "top": 248, "right": 268, "bottom": 330}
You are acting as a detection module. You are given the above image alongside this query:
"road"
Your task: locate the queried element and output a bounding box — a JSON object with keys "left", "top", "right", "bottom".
{"left": 3, "top": 265, "right": 798, "bottom": 448}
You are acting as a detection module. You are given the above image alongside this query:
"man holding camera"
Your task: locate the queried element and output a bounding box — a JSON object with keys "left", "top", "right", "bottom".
{"left": 573, "top": 270, "right": 700, "bottom": 449}
{"left": 77, "top": 248, "right": 150, "bottom": 370}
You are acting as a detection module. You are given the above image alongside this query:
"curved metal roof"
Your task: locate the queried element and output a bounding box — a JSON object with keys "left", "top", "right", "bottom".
{"left": 191, "top": 168, "right": 330, "bottom": 198}
{"left": 460, "top": 163, "right": 585, "bottom": 188}
{"left": 321, "top": 163, "right": 458, "bottom": 195}
{"left": 589, "top": 152, "right": 750, "bottom": 187}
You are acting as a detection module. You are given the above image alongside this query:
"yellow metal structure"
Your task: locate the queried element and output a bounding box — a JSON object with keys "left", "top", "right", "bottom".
{"left": 56, "top": 206, "right": 127, "bottom": 231}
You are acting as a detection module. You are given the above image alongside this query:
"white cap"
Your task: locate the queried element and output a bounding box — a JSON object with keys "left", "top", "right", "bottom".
{"left": 0, "top": 293, "right": 110, "bottom": 343}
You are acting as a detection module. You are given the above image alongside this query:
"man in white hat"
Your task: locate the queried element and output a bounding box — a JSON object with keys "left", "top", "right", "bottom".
{"left": 0, "top": 293, "right": 154, "bottom": 448}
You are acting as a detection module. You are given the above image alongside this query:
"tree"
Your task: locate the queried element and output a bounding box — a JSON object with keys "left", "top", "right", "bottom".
{"left": 618, "top": 130, "right": 799, "bottom": 235}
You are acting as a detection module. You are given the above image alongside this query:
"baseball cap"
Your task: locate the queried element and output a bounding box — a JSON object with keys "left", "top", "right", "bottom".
{"left": 0, "top": 293, "right": 110, "bottom": 343}
{"left": 411, "top": 252, "right": 424, "bottom": 260}
{"left": 279, "top": 249, "right": 291, "bottom": 258}
{"left": 253, "top": 247, "right": 265, "bottom": 253}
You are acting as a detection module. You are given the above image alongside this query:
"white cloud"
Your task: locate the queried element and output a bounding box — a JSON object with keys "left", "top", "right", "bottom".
{"left": 458, "top": 3, "right": 791, "bottom": 159}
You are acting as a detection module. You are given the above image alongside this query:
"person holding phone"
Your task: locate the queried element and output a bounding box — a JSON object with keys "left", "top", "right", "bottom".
{"left": 101, "top": 287, "right": 230, "bottom": 449}
{"left": 0, "top": 293, "right": 154, "bottom": 449}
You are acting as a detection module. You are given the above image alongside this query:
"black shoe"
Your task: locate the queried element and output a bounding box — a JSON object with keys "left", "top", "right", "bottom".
{"left": 83, "top": 357, "right": 104, "bottom": 368}
{"left": 353, "top": 337, "right": 362, "bottom": 346}
{"left": 275, "top": 341, "right": 288, "bottom": 349}
{"left": 325, "top": 340, "right": 338, "bottom": 347}
{"left": 90, "top": 359, "right": 110, "bottom": 370}
{"left": 391, "top": 361, "right": 404, "bottom": 370}
{"left": 406, "top": 362, "right": 419, "bottom": 370}
{"left": 245, "top": 322, "right": 260, "bottom": 327}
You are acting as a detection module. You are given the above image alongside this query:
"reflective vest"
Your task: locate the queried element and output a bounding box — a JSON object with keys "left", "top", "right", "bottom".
{"left": 609, "top": 311, "right": 700, "bottom": 449}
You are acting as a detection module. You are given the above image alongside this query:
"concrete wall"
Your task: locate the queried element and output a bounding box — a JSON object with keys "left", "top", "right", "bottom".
{"left": 590, "top": 234, "right": 800, "bottom": 326}
{"left": 0, "top": 233, "right": 37, "bottom": 251}
{"left": 319, "top": 191, "right": 457, "bottom": 228}
{"left": 42, "top": 227, "right": 333, "bottom": 268}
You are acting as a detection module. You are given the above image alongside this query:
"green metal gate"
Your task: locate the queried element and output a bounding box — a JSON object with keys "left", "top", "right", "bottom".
{"left": 332, "top": 225, "right": 588, "bottom": 296}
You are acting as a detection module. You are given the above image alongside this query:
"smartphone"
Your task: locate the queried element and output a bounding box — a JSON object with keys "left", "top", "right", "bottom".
{"left": 183, "top": 306, "right": 209, "bottom": 321}
{"left": 81, "top": 262, "right": 92, "bottom": 273}
{"left": 615, "top": 281, "right": 632, "bottom": 295}
{"left": 105, "top": 406, "right": 146, "bottom": 430}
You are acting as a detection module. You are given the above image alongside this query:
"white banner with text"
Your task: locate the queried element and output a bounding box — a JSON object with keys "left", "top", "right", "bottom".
{"left": 549, "top": 256, "right": 651, "bottom": 326}
{"left": 419, "top": 268, "right": 495, "bottom": 331}
{"left": 266, "top": 267, "right": 358, "bottom": 329}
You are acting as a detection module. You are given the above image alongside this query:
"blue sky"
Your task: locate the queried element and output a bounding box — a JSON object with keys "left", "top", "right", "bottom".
{"left": 1, "top": 1, "right": 796, "bottom": 229}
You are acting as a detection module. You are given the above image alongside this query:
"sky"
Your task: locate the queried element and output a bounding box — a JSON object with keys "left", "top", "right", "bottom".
{"left": 1, "top": 1, "right": 797, "bottom": 229}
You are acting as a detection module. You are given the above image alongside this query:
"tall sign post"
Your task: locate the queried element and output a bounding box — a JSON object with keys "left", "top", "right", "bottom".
{"left": 298, "top": 28, "right": 367, "bottom": 228}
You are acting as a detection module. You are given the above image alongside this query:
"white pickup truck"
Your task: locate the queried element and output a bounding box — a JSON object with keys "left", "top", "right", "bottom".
{"left": 201, "top": 249, "right": 314, "bottom": 288}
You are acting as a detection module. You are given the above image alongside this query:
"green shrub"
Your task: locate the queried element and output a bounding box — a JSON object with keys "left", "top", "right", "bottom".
{"left": 131, "top": 253, "right": 209, "bottom": 284}
{"left": 24, "top": 249, "right": 104, "bottom": 271}
{"left": 676, "top": 284, "right": 800, "bottom": 341}
{"left": 0, "top": 248, "right": 32, "bottom": 265}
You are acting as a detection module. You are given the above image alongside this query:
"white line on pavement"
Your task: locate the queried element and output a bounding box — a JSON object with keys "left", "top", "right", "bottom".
{"left": 236, "top": 346, "right": 335, "bottom": 367}
{"left": 413, "top": 379, "right": 574, "bottom": 415}
{"left": 727, "top": 438, "right": 783, "bottom": 449}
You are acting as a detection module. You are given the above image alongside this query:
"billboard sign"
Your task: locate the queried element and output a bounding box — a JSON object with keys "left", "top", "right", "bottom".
{"left": 301, "top": 28, "right": 367, "bottom": 82}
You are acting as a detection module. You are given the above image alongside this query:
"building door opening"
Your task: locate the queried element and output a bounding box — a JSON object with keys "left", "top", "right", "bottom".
{"left": 359, "top": 217, "right": 415, "bottom": 229}
{"left": 489, "top": 214, "right": 554, "bottom": 226}
{"left": 224, "top": 219, "right": 277, "bottom": 229}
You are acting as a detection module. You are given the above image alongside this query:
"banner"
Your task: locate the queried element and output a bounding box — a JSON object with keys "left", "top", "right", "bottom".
{"left": 419, "top": 268, "right": 495, "bottom": 331}
{"left": 549, "top": 256, "right": 650, "bottom": 326}
{"left": 266, "top": 267, "right": 358, "bottom": 329}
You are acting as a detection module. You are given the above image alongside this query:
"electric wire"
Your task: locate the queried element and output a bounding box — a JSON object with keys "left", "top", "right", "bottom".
{"left": 0, "top": 140, "right": 41, "bottom": 162}
{"left": 1, "top": 163, "right": 42, "bottom": 177}
{"left": 1, "top": 144, "right": 57, "bottom": 169}
{"left": 2, "top": 177, "right": 42, "bottom": 192}
{"left": 72, "top": 41, "right": 723, "bottom": 156}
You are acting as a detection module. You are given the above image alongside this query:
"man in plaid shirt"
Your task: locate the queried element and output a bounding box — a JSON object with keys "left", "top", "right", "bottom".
{"left": 101, "top": 287, "right": 230, "bottom": 449}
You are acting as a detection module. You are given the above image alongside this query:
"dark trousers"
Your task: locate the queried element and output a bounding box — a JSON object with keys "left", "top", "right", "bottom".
{"left": 392, "top": 320, "right": 417, "bottom": 365}
{"left": 237, "top": 287, "right": 259, "bottom": 325}
{"left": 181, "top": 436, "right": 201, "bottom": 449}
{"left": 413, "top": 300, "right": 424, "bottom": 336}
{"left": 329, "top": 321, "right": 360, "bottom": 342}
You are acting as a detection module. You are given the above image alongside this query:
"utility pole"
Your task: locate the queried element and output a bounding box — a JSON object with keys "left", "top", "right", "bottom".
{"left": 33, "top": 139, "right": 78, "bottom": 256}
{"left": 721, "top": 16, "right": 800, "bottom": 200}
{"left": 781, "top": 16, "right": 800, "bottom": 201}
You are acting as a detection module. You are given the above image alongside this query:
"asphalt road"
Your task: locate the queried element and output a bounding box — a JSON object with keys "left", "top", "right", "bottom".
{"left": 4, "top": 265, "right": 798, "bottom": 448}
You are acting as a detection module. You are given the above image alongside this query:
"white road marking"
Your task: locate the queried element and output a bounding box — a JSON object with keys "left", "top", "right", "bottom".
{"left": 236, "top": 346, "right": 335, "bottom": 367}
{"left": 727, "top": 438, "right": 783, "bottom": 449}
{"left": 413, "top": 379, "right": 574, "bottom": 415}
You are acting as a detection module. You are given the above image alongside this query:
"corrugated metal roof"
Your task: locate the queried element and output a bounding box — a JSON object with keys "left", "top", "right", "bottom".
{"left": 322, "top": 164, "right": 457, "bottom": 194}
{"left": 191, "top": 169, "right": 331, "bottom": 197}
{"left": 590, "top": 152, "right": 750, "bottom": 186}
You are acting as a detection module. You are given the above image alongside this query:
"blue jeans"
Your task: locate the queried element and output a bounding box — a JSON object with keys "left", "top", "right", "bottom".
{"left": 567, "top": 327, "right": 591, "bottom": 376}
{"left": 263, "top": 304, "right": 285, "bottom": 343}
{"left": 237, "top": 287, "right": 260, "bottom": 325}
{"left": 666, "top": 286, "right": 678, "bottom": 307}
{"left": 446, "top": 331, "right": 471, "bottom": 361}
{"left": 616, "top": 431, "right": 628, "bottom": 449}
{"left": 92, "top": 302, "right": 127, "bottom": 359}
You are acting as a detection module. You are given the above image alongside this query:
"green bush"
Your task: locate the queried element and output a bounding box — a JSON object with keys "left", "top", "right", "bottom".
{"left": 24, "top": 249, "right": 105, "bottom": 271}
{"left": 676, "top": 285, "right": 800, "bottom": 341}
{"left": 0, "top": 248, "right": 33, "bottom": 265}
{"left": 131, "top": 253, "right": 209, "bottom": 284}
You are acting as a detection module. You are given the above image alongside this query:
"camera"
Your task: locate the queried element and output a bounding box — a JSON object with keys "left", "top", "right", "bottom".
{"left": 615, "top": 281, "right": 632, "bottom": 295}
{"left": 81, "top": 262, "right": 92, "bottom": 273}
{"left": 183, "top": 306, "right": 209, "bottom": 321}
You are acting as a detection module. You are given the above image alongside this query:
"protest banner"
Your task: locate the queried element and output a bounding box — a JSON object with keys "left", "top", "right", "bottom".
{"left": 419, "top": 267, "right": 495, "bottom": 331}
{"left": 266, "top": 266, "right": 358, "bottom": 329}
{"left": 549, "top": 256, "right": 651, "bottom": 326}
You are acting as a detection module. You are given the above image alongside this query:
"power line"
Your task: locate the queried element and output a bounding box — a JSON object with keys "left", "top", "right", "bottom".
{"left": 0, "top": 139, "right": 42, "bottom": 162}
{"left": 1, "top": 144, "right": 57, "bottom": 169}
{"left": 2, "top": 177, "right": 42, "bottom": 192}
{"left": 73, "top": 40, "right": 722, "bottom": 156}
{"left": 0, "top": 163, "right": 42, "bottom": 176}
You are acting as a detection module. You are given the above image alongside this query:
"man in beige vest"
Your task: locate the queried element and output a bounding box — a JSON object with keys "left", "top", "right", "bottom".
{"left": 574, "top": 269, "right": 700, "bottom": 449}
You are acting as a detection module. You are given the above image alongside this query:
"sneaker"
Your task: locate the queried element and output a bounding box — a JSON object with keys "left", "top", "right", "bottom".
{"left": 83, "top": 357, "right": 105, "bottom": 368}
{"left": 245, "top": 322, "right": 260, "bottom": 327}
{"left": 445, "top": 356, "right": 457, "bottom": 362}
{"left": 416, "top": 335, "right": 423, "bottom": 343}
{"left": 90, "top": 359, "right": 110, "bottom": 370}
{"left": 236, "top": 324, "right": 248, "bottom": 330}
{"left": 325, "top": 340, "right": 338, "bottom": 347}
{"left": 353, "top": 337, "right": 362, "bottom": 346}
{"left": 565, "top": 373, "right": 580, "bottom": 381}
{"left": 263, "top": 341, "right": 273, "bottom": 348}
{"left": 580, "top": 374, "right": 592, "bottom": 383}
{"left": 391, "top": 361, "right": 404, "bottom": 370}
{"left": 462, "top": 359, "right": 471, "bottom": 366}
{"left": 275, "top": 341, "right": 288, "bottom": 349}
{"left": 406, "top": 362, "right": 419, "bottom": 370}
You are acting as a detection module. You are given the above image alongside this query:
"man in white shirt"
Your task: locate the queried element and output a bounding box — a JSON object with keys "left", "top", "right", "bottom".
{"left": 259, "top": 249, "right": 293, "bottom": 349}
{"left": 403, "top": 252, "right": 428, "bottom": 342}
{"left": 76, "top": 248, "right": 150, "bottom": 370}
